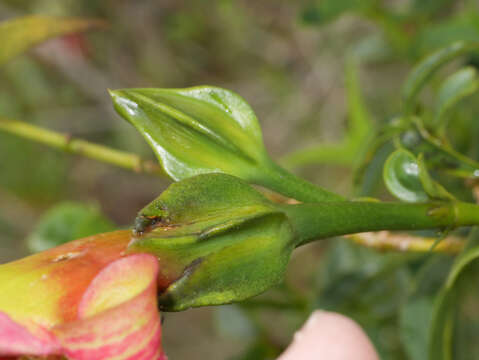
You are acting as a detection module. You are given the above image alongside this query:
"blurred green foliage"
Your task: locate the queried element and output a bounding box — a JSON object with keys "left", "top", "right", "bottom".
{"left": 1, "top": 1, "right": 479, "bottom": 359}
{"left": 27, "top": 201, "right": 115, "bottom": 253}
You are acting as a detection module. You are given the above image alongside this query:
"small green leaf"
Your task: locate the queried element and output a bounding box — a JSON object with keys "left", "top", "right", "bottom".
{"left": 429, "top": 240, "right": 479, "bottom": 360}
{"left": 0, "top": 15, "right": 105, "bottom": 66}
{"left": 383, "top": 149, "right": 429, "bottom": 202}
{"left": 27, "top": 202, "right": 115, "bottom": 253}
{"left": 434, "top": 67, "right": 479, "bottom": 127}
{"left": 402, "top": 41, "right": 479, "bottom": 114}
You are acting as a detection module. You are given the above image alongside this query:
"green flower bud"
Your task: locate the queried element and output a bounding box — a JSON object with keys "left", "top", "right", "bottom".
{"left": 128, "top": 173, "right": 295, "bottom": 311}
{"left": 109, "top": 86, "right": 342, "bottom": 202}
{"left": 109, "top": 86, "right": 267, "bottom": 182}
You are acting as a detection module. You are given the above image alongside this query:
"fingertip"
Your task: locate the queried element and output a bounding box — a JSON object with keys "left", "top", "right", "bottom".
{"left": 278, "top": 311, "right": 379, "bottom": 360}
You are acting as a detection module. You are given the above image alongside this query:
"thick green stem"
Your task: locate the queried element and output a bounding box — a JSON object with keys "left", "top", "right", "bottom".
{"left": 255, "top": 158, "right": 344, "bottom": 202}
{"left": 279, "top": 201, "right": 479, "bottom": 247}
{"left": 0, "top": 118, "right": 165, "bottom": 176}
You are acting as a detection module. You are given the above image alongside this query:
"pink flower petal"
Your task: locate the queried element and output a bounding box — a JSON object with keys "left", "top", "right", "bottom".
{"left": 0, "top": 312, "right": 59, "bottom": 356}
{"left": 0, "top": 232, "right": 167, "bottom": 360}
{"left": 54, "top": 254, "right": 163, "bottom": 360}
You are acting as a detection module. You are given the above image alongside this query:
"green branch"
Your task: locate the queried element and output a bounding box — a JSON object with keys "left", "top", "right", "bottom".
{"left": 258, "top": 158, "right": 345, "bottom": 202}
{"left": 280, "top": 200, "right": 479, "bottom": 247}
{"left": 0, "top": 118, "right": 165, "bottom": 176}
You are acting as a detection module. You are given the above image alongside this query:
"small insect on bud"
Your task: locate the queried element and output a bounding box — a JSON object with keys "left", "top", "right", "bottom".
{"left": 133, "top": 215, "right": 163, "bottom": 236}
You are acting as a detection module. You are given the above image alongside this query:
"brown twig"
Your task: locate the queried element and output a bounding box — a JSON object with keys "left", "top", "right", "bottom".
{"left": 346, "top": 231, "right": 464, "bottom": 254}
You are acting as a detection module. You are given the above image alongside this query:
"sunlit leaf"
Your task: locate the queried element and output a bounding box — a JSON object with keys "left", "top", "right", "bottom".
{"left": 0, "top": 15, "right": 105, "bottom": 66}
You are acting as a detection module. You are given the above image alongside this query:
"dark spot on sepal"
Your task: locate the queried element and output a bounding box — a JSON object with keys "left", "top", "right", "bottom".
{"left": 133, "top": 215, "right": 162, "bottom": 236}
{"left": 157, "top": 257, "right": 204, "bottom": 311}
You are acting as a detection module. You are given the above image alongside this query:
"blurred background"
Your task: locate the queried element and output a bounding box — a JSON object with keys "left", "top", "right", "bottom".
{"left": 1, "top": 0, "right": 479, "bottom": 359}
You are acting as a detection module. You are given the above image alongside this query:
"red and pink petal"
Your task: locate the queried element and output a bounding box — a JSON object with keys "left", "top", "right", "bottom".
{"left": 0, "top": 232, "right": 167, "bottom": 359}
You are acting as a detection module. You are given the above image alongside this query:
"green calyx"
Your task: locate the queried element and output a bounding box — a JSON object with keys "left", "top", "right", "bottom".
{"left": 128, "top": 173, "right": 295, "bottom": 311}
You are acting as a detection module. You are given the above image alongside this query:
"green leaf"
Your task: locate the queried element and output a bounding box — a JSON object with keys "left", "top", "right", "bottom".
{"left": 0, "top": 15, "right": 105, "bottom": 66}
{"left": 129, "top": 173, "right": 295, "bottom": 311}
{"left": 110, "top": 86, "right": 343, "bottom": 202}
{"left": 110, "top": 86, "right": 266, "bottom": 181}
{"left": 27, "top": 202, "right": 115, "bottom": 253}
{"left": 429, "top": 240, "right": 479, "bottom": 360}
{"left": 383, "top": 149, "right": 429, "bottom": 202}
{"left": 402, "top": 41, "right": 479, "bottom": 114}
{"left": 434, "top": 67, "right": 479, "bottom": 127}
